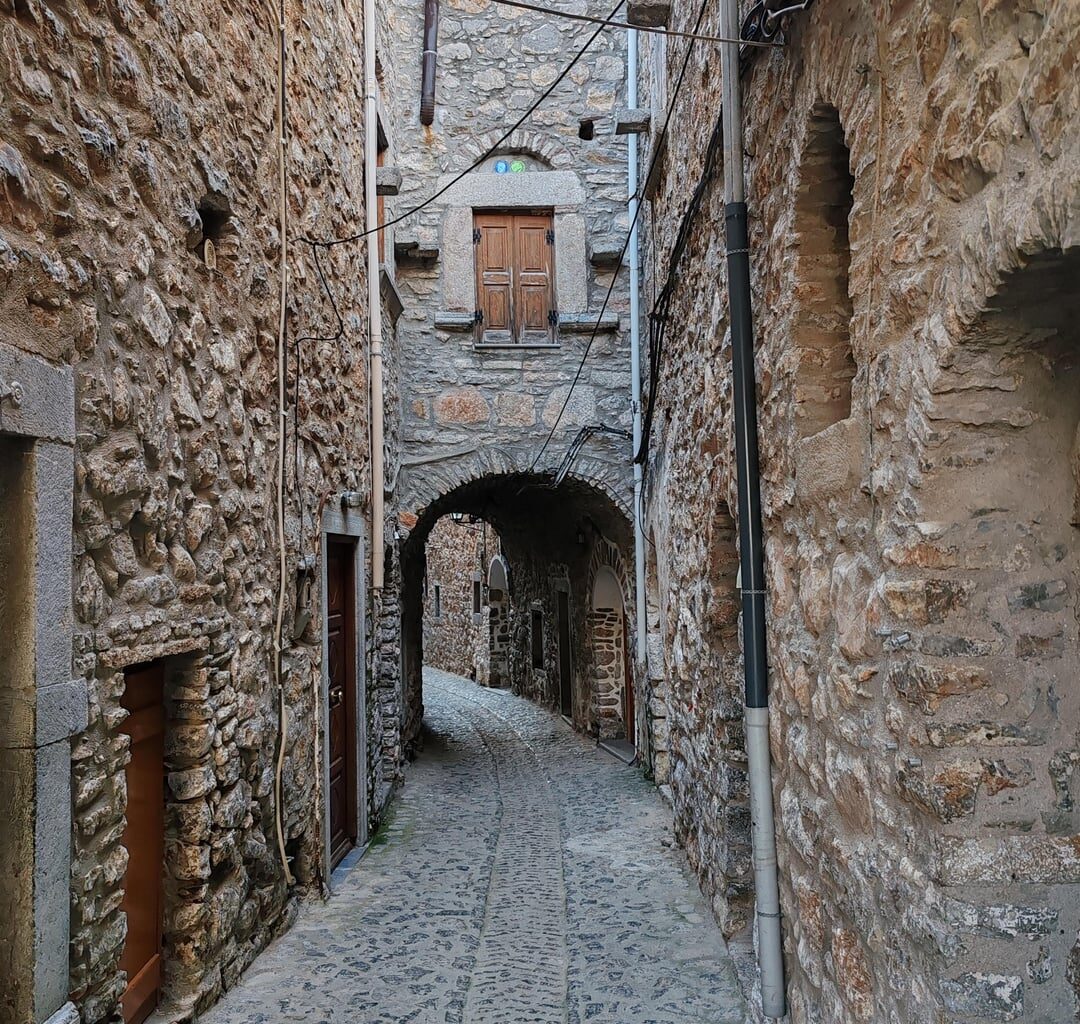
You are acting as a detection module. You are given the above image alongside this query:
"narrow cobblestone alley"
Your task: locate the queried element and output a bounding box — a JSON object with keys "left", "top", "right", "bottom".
{"left": 202, "top": 669, "right": 746, "bottom": 1024}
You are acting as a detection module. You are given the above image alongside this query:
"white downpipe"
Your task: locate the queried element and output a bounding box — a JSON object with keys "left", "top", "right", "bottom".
{"left": 364, "top": 0, "right": 386, "bottom": 591}
{"left": 627, "top": 28, "right": 647, "bottom": 667}
{"left": 746, "top": 706, "right": 785, "bottom": 1016}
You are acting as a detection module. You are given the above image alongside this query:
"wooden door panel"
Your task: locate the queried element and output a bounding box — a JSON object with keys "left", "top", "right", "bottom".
{"left": 120, "top": 664, "right": 165, "bottom": 1024}
{"left": 514, "top": 216, "right": 554, "bottom": 344}
{"left": 474, "top": 212, "right": 555, "bottom": 344}
{"left": 518, "top": 282, "right": 550, "bottom": 338}
{"left": 475, "top": 215, "right": 515, "bottom": 343}
{"left": 327, "top": 539, "right": 358, "bottom": 868}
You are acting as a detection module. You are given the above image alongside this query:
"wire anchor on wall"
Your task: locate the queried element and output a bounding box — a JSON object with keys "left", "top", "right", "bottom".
{"left": 552, "top": 423, "right": 633, "bottom": 489}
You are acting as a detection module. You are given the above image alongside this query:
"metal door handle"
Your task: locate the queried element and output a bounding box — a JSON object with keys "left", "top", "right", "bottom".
{"left": 329, "top": 687, "right": 344, "bottom": 708}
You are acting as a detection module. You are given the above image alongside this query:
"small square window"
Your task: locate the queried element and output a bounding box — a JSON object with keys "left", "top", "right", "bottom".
{"left": 472, "top": 579, "right": 482, "bottom": 615}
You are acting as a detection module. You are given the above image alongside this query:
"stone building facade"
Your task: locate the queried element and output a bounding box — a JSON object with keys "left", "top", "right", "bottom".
{"left": 382, "top": 0, "right": 640, "bottom": 748}
{"left": 422, "top": 516, "right": 492, "bottom": 683}
{"left": 637, "top": 1, "right": 1080, "bottom": 1022}
{"left": 0, "top": 0, "right": 405, "bottom": 1021}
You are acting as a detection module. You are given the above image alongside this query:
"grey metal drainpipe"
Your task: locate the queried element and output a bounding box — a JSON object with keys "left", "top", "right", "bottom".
{"left": 719, "top": 0, "right": 786, "bottom": 1017}
{"left": 420, "top": 0, "right": 440, "bottom": 126}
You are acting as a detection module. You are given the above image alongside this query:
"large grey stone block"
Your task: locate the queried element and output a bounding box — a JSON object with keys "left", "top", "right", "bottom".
{"left": 0, "top": 346, "right": 74, "bottom": 444}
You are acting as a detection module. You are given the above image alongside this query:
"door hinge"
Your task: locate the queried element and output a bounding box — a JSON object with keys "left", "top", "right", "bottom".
{"left": 547, "top": 309, "right": 558, "bottom": 326}
{"left": 473, "top": 228, "right": 482, "bottom": 244}
{"left": 545, "top": 228, "right": 555, "bottom": 245}
{"left": 474, "top": 309, "right": 484, "bottom": 325}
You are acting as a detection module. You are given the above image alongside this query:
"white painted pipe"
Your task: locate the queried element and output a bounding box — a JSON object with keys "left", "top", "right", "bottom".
{"left": 746, "top": 706, "right": 785, "bottom": 1016}
{"left": 364, "top": 0, "right": 386, "bottom": 591}
{"left": 627, "top": 28, "right": 647, "bottom": 668}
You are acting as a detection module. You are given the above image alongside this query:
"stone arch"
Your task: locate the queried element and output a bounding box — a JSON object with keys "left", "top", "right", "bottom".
{"left": 456, "top": 127, "right": 575, "bottom": 171}
{"left": 398, "top": 461, "right": 634, "bottom": 751}
{"left": 591, "top": 566, "right": 622, "bottom": 611}
{"left": 487, "top": 554, "right": 510, "bottom": 593}
{"left": 892, "top": 243, "right": 1080, "bottom": 990}
{"left": 399, "top": 447, "right": 633, "bottom": 544}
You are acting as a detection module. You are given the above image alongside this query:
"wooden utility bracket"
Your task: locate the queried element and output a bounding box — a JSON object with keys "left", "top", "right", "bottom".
{"left": 376, "top": 166, "right": 402, "bottom": 196}
{"left": 627, "top": 0, "right": 671, "bottom": 27}
{"left": 615, "top": 108, "right": 652, "bottom": 136}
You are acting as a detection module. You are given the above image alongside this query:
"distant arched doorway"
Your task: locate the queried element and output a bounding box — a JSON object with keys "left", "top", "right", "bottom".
{"left": 487, "top": 555, "right": 511, "bottom": 688}
{"left": 397, "top": 468, "right": 634, "bottom": 752}
{"left": 590, "top": 564, "right": 633, "bottom": 747}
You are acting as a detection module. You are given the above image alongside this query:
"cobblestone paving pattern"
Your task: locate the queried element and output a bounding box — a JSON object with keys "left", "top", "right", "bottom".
{"left": 201, "top": 668, "right": 746, "bottom": 1024}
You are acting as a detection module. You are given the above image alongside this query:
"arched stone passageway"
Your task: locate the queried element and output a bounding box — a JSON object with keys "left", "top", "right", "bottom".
{"left": 399, "top": 471, "right": 635, "bottom": 754}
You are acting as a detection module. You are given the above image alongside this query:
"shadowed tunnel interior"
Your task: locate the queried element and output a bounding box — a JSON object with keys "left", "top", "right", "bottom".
{"left": 400, "top": 472, "right": 635, "bottom": 754}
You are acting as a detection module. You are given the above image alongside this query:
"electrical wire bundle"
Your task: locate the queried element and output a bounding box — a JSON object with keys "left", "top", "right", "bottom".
{"left": 635, "top": 0, "right": 812, "bottom": 470}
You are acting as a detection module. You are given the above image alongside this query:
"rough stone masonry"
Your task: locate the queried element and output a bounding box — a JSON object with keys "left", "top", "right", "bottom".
{"left": 638, "top": 1, "right": 1079, "bottom": 1022}
{"left": 0, "top": 0, "right": 405, "bottom": 1020}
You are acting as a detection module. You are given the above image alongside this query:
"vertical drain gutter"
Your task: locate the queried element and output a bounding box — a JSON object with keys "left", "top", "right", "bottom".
{"left": 719, "top": 0, "right": 786, "bottom": 1016}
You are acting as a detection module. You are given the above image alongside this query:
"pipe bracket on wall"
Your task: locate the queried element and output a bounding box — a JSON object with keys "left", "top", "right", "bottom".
{"left": 420, "top": 0, "right": 440, "bottom": 125}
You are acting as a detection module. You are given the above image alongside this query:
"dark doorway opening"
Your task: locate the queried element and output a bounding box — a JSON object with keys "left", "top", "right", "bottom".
{"left": 558, "top": 591, "right": 573, "bottom": 718}
{"left": 119, "top": 663, "right": 165, "bottom": 1024}
{"left": 327, "top": 537, "right": 359, "bottom": 869}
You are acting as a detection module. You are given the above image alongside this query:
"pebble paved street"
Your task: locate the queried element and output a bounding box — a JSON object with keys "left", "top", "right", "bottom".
{"left": 202, "top": 668, "right": 747, "bottom": 1024}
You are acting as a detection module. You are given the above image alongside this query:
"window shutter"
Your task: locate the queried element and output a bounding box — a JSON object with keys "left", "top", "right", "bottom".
{"left": 514, "top": 214, "right": 555, "bottom": 345}
{"left": 473, "top": 212, "right": 556, "bottom": 345}
{"left": 474, "top": 214, "right": 514, "bottom": 344}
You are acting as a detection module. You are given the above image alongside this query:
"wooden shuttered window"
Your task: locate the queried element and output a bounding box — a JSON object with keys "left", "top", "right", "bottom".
{"left": 474, "top": 212, "right": 556, "bottom": 345}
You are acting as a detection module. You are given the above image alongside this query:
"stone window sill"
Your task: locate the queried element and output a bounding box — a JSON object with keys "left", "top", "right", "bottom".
{"left": 473, "top": 342, "right": 562, "bottom": 351}
{"left": 436, "top": 310, "right": 619, "bottom": 335}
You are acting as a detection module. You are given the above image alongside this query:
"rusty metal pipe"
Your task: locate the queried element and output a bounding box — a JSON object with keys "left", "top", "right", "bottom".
{"left": 420, "top": 0, "right": 439, "bottom": 125}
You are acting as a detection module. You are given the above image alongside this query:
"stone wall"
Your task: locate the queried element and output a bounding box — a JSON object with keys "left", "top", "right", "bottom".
{"left": 422, "top": 516, "right": 491, "bottom": 683}
{"left": 639, "top": 1, "right": 1080, "bottom": 1022}
{"left": 383, "top": 0, "right": 635, "bottom": 521}
{"left": 0, "top": 0, "right": 403, "bottom": 1017}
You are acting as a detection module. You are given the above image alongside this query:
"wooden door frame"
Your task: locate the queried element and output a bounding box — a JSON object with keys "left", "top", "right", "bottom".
{"left": 119, "top": 662, "right": 166, "bottom": 1024}
{"left": 320, "top": 508, "right": 368, "bottom": 889}
{"left": 556, "top": 588, "right": 573, "bottom": 719}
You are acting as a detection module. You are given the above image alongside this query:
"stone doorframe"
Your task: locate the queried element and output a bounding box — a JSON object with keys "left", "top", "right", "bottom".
{"left": 319, "top": 505, "right": 368, "bottom": 888}
{"left": 0, "top": 344, "right": 81, "bottom": 1024}
{"left": 436, "top": 169, "right": 589, "bottom": 320}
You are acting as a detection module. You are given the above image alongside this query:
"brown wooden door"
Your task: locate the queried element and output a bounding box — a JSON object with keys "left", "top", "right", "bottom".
{"left": 622, "top": 615, "right": 635, "bottom": 746}
{"left": 475, "top": 212, "right": 555, "bottom": 345}
{"left": 327, "top": 538, "right": 358, "bottom": 868}
{"left": 557, "top": 591, "right": 572, "bottom": 717}
{"left": 119, "top": 664, "right": 165, "bottom": 1024}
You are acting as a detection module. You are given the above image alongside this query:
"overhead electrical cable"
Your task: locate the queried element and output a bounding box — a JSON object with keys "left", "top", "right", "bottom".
{"left": 487, "top": 0, "right": 780, "bottom": 46}
{"left": 529, "top": 0, "right": 714, "bottom": 472}
{"left": 300, "top": 0, "right": 627, "bottom": 251}
{"left": 635, "top": 0, "right": 804, "bottom": 466}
